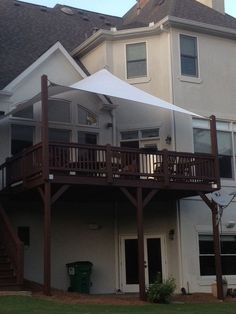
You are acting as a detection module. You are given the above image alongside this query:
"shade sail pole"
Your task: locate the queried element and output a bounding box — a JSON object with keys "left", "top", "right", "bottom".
{"left": 41, "top": 75, "right": 51, "bottom": 296}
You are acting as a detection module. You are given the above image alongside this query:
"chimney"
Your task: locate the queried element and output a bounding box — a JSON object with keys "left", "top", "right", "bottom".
{"left": 196, "top": 0, "right": 225, "bottom": 14}
{"left": 136, "top": 0, "right": 150, "bottom": 9}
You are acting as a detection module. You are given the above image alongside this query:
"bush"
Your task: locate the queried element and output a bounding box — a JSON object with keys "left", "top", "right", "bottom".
{"left": 147, "top": 277, "right": 176, "bottom": 304}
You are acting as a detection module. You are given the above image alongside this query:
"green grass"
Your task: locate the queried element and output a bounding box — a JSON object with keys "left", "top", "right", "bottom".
{"left": 0, "top": 296, "right": 236, "bottom": 314}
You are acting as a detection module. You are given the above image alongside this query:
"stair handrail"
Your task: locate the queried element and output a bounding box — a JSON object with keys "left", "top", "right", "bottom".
{"left": 0, "top": 204, "right": 23, "bottom": 285}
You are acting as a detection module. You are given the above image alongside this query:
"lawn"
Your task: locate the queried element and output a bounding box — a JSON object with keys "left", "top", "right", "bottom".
{"left": 0, "top": 296, "right": 236, "bottom": 314}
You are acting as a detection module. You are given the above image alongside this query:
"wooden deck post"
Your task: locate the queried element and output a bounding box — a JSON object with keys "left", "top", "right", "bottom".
{"left": 41, "top": 75, "right": 51, "bottom": 296}
{"left": 199, "top": 192, "right": 223, "bottom": 300}
{"left": 136, "top": 187, "right": 146, "bottom": 301}
{"left": 210, "top": 115, "right": 221, "bottom": 189}
{"left": 211, "top": 202, "right": 224, "bottom": 300}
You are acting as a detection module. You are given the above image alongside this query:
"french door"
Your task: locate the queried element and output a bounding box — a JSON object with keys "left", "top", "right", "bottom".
{"left": 120, "top": 235, "right": 166, "bottom": 292}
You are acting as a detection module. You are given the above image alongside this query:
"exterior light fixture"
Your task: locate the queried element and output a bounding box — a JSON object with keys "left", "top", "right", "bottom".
{"left": 169, "top": 229, "right": 175, "bottom": 240}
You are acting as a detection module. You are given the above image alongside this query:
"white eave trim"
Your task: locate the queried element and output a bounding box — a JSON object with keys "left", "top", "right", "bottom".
{"left": 4, "top": 42, "right": 87, "bottom": 91}
{"left": 167, "top": 16, "right": 236, "bottom": 38}
{"left": 72, "top": 15, "right": 236, "bottom": 57}
{"left": 71, "top": 18, "right": 168, "bottom": 57}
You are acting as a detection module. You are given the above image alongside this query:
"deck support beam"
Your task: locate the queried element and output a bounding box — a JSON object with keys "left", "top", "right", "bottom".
{"left": 199, "top": 192, "right": 223, "bottom": 300}
{"left": 136, "top": 187, "right": 146, "bottom": 301}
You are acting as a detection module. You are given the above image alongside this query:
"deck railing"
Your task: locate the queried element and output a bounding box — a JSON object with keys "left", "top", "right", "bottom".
{"left": 0, "top": 204, "right": 24, "bottom": 284}
{"left": 0, "top": 142, "right": 218, "bottom": 190}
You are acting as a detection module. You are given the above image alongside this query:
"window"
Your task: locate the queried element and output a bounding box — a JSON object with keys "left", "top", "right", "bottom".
{"left": 11, "top": 124, "right": 34, "bottom": 155}
{"left": 180, "top": 35, "right": 198, "bottom": 77}
{"left": 77, "top": 105, "right": 97, "bottom": 126}
{"left": 126, "top": 42, "right": 147, "bottom": 79}
{"left": 48, "top": 99, "right": 70, "bottom": 123}
{"left": 49, "top": 128, "right": 71, "bottom": 143}
{"left": 193, "top": 119, "right": 234, "bottom": 179}
{"left": 13, "top": 106, "right": 33, "bottom": 119}
{"left": 18, "top": 227, "right": 30, "bottom": 246}
{"left": 121, "top": 128, "right": 159, "bottom": 149}
{"left": 199, "top": 234, "right": 236, "bottom": 276}
{"left": 78, "top": 132, "right": 97, "bottom": 145}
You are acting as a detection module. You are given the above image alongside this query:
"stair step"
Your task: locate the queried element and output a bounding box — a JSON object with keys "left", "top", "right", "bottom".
{"left": 0, "top": 283, "right": 22, "bottom": 291}
{"left": 0, "top": 269, "right": 14, "bottom": 277}
{"left": 0, "top": 262, "right": 12, "bottom": 270}
{"left": 0, "top": 248, "right": 6, "bottom": 255}
{"left": 0, "top": 256, "right": 9, "bottom": 263}
{"left": 0, "top": 276, "right": 16, "bottom": 284}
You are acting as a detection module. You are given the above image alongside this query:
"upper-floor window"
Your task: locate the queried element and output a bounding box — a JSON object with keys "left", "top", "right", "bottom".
{"left": 180, "top": 35, "right": 198, "bottom": 77}
{"left": 193, "top": 119, "right": 234, "bottom": 179}
{"left": 126, "top": 42, "right": 147, "bottom": 79}
{"left": 48, "top": 99, "right": 71, "bottom": 123}
{"left": 77, "top": 105, "right": 97, "bottom": 126}
{"left": 11, "top": 124, "right": 34, "bottom": 155}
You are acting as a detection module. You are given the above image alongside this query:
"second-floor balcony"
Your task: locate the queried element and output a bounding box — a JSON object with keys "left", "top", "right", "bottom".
{"left": 0, "top": 142, "right": 219, "bottom": 196}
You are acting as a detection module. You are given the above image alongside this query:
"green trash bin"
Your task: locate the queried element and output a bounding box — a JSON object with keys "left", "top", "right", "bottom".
{"left": 66, "top": 261, "right": 93, "bottom": 293}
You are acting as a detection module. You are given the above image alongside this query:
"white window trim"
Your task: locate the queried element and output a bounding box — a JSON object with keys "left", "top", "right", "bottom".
{"left": 193, "top": 118, "right": 236, "bottom": 183}
{"left": 125, "top": 41, "right": 150, "bottom": 83}
{"left": 178, "top": 32, "right": 201, "bottom": 81}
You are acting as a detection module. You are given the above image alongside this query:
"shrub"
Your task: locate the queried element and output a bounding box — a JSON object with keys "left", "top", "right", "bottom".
{"left": 147, "top": 277, "right": 176, "bottom": 304}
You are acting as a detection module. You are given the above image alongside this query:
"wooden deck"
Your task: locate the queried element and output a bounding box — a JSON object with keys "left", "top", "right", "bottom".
{"left": 0, "top": 142, "right": 219, "bottom": 195}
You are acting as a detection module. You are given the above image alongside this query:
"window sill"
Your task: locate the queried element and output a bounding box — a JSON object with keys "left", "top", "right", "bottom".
{"left": 178, "top": 75, "right": 202, "bottom": 84}
{"left": 127, "top": 76, "right": 151, "bottom": 85}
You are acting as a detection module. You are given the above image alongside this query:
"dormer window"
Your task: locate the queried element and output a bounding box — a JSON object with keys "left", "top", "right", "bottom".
{"left": 77, "top": 105, "right": 97, "bottom": 126}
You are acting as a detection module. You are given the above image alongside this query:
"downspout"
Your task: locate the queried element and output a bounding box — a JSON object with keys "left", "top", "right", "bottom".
{"left": 167, "top": 25, "right": 183, "bottom": 289}
{"left": 109, "top": 109, "right": 117, "bottom": 146}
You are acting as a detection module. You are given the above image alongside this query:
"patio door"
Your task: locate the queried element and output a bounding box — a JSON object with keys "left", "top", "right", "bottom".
{"left": 120, "top": 235, "right": 166, "bottom": 292}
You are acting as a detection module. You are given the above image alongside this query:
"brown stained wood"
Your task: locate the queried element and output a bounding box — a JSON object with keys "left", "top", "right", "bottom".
{"left": 1, "top": 141, "right": 218, "bottom": 195}
{"left": 41, "top": 75, "right": 49, "bottom": 182}
{"left": 51, "top": 185, "right": 70, "bottom": 205}
{"left": 198, "top": 191, "right": 224, "bottom": 301}
{"left": 143, "top": 189, "right": 159, "bottom": 208}
{"left": 136, "top": 187, "right": 146, "bottom": 301}
{"left": 0, "top": 204, "right": 24, "bottom": 285}
{"left": 210, "top": 115, "right": 221, "bottom": 189}
{"left": 120, "top": 187, "right": 137, "bottom": 207}
{"left": 43, "top": 181, "right": 51, "bottom": 296}
{"left": 38, "top": 187, "right": 44, "bottom": 202}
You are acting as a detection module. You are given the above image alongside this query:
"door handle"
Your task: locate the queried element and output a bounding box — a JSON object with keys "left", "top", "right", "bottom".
{"left": 144, "top": 261, "right": 147, "bottom": 268}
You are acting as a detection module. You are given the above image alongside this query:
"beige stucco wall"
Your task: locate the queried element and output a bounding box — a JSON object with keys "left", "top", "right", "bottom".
{"left": 180, "top": 197, "right": 236, "bottom": 293}
{"left": 6, "top": 199, "right": 180, "bottom": 294}
{"left": 171, "top": 28, "right": 236, "bottom": 119}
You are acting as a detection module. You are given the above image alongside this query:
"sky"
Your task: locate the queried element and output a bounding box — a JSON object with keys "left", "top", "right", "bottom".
{"left": 18, "top": 0, "right": 236, "bottom": 18}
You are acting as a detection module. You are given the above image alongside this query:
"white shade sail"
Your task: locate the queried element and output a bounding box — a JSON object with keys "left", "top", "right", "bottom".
{"left": 1, "top": 69, "right": 202, "bottom": 119}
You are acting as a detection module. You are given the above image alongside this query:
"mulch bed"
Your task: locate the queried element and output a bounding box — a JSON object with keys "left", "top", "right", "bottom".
{"left": 32, "top": 291, "right": 236, "bottom": 305}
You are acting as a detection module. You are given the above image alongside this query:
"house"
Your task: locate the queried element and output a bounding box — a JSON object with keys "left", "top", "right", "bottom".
{"left": 0, "top": 0, "right": 236, "bottom": 300}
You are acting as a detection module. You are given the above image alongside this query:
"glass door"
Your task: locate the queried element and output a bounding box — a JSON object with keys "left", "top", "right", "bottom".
{"left": 120, "top": 235, "right": 165, "bottom": 292}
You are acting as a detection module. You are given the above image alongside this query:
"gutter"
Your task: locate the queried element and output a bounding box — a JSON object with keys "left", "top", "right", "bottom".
{"left": 72, "top": 15, "right": 236, "bottom": 58}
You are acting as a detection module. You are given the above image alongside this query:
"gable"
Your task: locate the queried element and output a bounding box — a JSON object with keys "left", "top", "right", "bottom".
{"left": 5, "top": 43, "right": 86, "bottom": 104}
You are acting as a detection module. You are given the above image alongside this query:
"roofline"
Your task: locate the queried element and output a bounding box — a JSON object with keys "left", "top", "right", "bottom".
{"left": 167, "top": 16, "right": 236, "bottom": 39}
{"left": 71, "top": 20, "right": 166, "bottom": 57}
{"left": 72, "top": 15, "right": 236, "bottom": 57}
{"left": 3, "top": 42, "right": 87, "bottom": 92}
